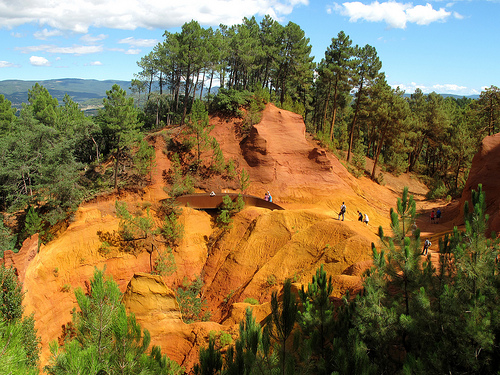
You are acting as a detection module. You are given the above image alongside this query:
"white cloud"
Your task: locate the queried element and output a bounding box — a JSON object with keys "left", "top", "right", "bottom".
{"left": 88, "top": 61, "right": 103, "bottom": 66}
{"left": 33, "top": 28, "right": 63, "bottom": 40}
{"left": 333, "top": 1, "right": 452, "bottom": 29}
{"left": 0, "top": 0, "right": 308, "bottom": 33}
{"left": 390, "top": 81, "right": 477, "bottom": 95}
{"left": 0, "top": 60, "right": 20, "bottom": 68}
{"left": 432, "top": 83, "right": 468, "bottom": 93}
{"left": 118, "top": 37, "right": 158, "bottom": 47}
{"left": 405, "top": 3, "right": 450, "bottom": 25}
{"left": 80, "top": 33, "right": 108, "bottom": 43}
{"left": 125, "top": 49, "right": 141, "bottom": 55}
{"left": 29, "top": 56, "right": 50, "bottom": 66}
{"left": 18, "top": 44, "right": 103, "bottom": 55}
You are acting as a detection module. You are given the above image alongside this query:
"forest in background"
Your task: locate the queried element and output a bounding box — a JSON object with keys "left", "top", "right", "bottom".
{"left": 0, "top": 15, "right": 500, "bottom": 374}
{"left": 0, "top": 15, "right": 499, "bottom": 253}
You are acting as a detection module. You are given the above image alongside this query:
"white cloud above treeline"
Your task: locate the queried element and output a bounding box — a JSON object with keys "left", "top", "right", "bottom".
{"left": 330, "top": 1, "right": 458, "bottom": 28}
{"left": 0, "top": 0, "right": 308, "bottom": 33}
{"left": 29, "top": 55, "right": 50, "bottom": 66}
{"left": 391, "top": 81, "right": 478, "bottom": 95}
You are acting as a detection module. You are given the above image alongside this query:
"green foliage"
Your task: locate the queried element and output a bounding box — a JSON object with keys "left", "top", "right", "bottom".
{"left": 193, "top": 336, "right": 223, "bottom": 375}
{"left": 176, "top": 275, "right": 211, "bottom": 323}
{"left": 244, "top": 298, "right": 259, "bottom": 305}
{"left": 426, "top": 178, "right": 448, "bottom": 199}
{"left": 115, "top": 200, "right": 154, "bottom": 242}
{"left": 0, "top": 264, "right": 41, "bottom": 371}
{"left": 209, "top": 88, "right": 251, "bottom": 117}
{"left": 210, "top": 137, "right": 226, "bottom": 174}
{"left": 238, "top": 169, "right": 250, "bottom": 193}
{"left": 158, "top": 211, "right": 184, "bottom": 247}
{"left": 216, "top": 194, "right": 245, "bottom": 229}
{"left": 0, "top": 216, "right": 15, "bottom": 256}
{"left": 186, "top": 100, "right": 214, "bottom": 168}
{"left": 133, "top": 139, "right": 156, "bottom": 181}
{"left": 297, "top": 264, "right": 335, "bottom": 374}
{"left": 24, "top": 206, "right": 43, "bottom": 238}
{"left": 268, "top": 278, "right": 298, "bottom": 375}
{"left": 45, "top": 267, "right": 183, "bottom": 375}
{"left": 98, "top": 84, "right": 141, "bottom": 189}
{"left": 167, "top": 153, "right": 195, "bottom": 198}
{"left": 0, "top": 320, "right": 38, "bottom": 375}
{"left": 153, "top": 247, "right": 177, "bottom": 277}
{"left": 0, "top": 264, "right": 24, "bottom": 322}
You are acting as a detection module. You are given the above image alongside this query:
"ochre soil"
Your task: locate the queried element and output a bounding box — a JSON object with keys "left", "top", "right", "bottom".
{"left": 3, "top": 103, "right": 490, "bottom": 373}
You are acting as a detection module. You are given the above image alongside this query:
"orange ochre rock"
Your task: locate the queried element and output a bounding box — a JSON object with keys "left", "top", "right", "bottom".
{"left": 6, "top": 103, "right": 421, "bottom": 374}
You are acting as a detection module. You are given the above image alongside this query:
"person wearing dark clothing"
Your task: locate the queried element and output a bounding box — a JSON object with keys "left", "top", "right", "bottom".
{"left": 358, "top": 210, "right": 363, "bottom": 222}
{"left": 436, "top": 208, "right": 441, "bottom": 223}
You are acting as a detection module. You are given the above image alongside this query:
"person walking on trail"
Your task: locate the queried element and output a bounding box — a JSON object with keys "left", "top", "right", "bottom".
{"left": 430, "top": 210, "right": 435, "bottom": 224}
{"left": 338, "top": 202, "right": 346, "bottom": 221}
{"left": 358, "top": 210, "right": 363, "bottom": 222}
{"left": 363, "top": 213, "right": 369, "bottom": 225}
{"left": 436, "top": 208, "right": 441, "bottom": 224}
{"left": 422, "top": 238, "right": 431, "bottom": 255}
{"left": 264, "top": 191, "right": 269, "bottom": 201}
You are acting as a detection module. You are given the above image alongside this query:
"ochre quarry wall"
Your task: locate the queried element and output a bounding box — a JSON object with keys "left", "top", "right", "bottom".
{"left": 460, "top": 133, "right": 500, "bottom": 235}
{"left": 4, "top": 103, "right": 408, "bottom": 373}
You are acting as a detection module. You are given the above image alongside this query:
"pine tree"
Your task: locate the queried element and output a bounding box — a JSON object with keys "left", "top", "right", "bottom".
{"left": 268, "top": 278, "right": 298, "bottom": 375}
{"left": 298, "top": 264, "right": 335, "bottom": 374}
{"left": 46, "top": 267, "right": 182, "bottom": 374}
{"left": 98, "top": 84, "right": 141, "bottom": 189}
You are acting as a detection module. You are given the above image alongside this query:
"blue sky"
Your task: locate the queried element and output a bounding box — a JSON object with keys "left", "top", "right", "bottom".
{"left": 0, "top": 0, "right": 498, "bottom": 96}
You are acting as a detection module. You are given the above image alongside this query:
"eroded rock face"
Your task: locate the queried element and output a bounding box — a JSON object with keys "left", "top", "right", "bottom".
{"left": 122, "top": 273, "right": 234, "bottom": 370}
{"left": 6, "top": 105, "right": 405, "bottom": 373}
{"left": 240, "top": 104, "right": 336, "bottom": 189}
{"left": 202, "top": 207, "right": 377, "bottom": 322}
{"left": 460, "top": 133, "right": 500, "bottom": 234}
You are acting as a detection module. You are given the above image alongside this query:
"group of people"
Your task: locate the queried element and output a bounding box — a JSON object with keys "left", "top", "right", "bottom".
{"left": 264, "top": 191, "right": 273, "bottom": 202}
{"left": 337, "top": 202, "right": 369, "bottom": 225}
{"left": 430, "top": 208, "right": 442, "bottom": 224}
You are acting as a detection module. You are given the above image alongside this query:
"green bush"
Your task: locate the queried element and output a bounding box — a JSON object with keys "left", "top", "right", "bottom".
{"left": 176, "top": 275, "right": 211, "bottom": 323}
{"left": 426, "top": 179, "right": 448, "bottom": 199}
{"left": 209, "top": 88, "right": 251, "bottom": 117}
{"left": 243, "top": 298, "right": 259, "bottom": 305}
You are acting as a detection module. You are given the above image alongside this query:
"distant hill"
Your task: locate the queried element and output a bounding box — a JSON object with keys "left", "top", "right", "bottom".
{"left": 0, "top": 78, "right": 132, "bottom": 107}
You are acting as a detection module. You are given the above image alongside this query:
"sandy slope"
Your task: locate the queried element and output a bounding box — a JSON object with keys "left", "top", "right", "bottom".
{"left": 7, "top": 103, "right": 482, "bottom": 373}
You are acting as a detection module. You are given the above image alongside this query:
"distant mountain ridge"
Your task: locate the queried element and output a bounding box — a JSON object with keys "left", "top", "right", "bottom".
{"left": 0, "top": 78, "right": 479, "bottom": 108}
{"left": 0, "top": 78, "right": 132, "bottom": 107}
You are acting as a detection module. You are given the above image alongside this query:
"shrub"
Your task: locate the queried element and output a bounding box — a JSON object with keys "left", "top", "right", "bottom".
{"left": 153, "top": 247, "right": 177, "bottom": 276}
{"left": 209, "top": 88, "right": 251, "bottom": 116}
{"left": 176, "top": 275, "right": 211, "bottom": 323}
{"left": 243, "top": 298, "right": 259, "bottom": 305}
{"left": 426, "top": 179, "right": 448, "bottom": 200}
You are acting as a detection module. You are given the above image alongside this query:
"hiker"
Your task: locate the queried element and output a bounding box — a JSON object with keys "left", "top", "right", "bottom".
{"left": 422, "top": 238, "right": 431, "bottom": 255}
{"left": 412, "top": 221, "right": 418, "bottom": 236}
{"left": 338, "top": 202, "right": 346, "bottom": 221}
{"left": 210, "top": 191, "right": 216, "bottom": 197}
{"left": 358, "top": 210, "right": 363, "bottom": 222}
{"left": 363, "top": 213, "right": 369, "bottom": 225}
{"left": 430, "top": 210, "right": 435, "bottom": 224}
{"left": 436, "top": 208, "right": 441, "bottom": 224}
{"left": 264, "top": 191, "right": 269, "bottom": 201}
{"left": 268, "top": 193, "right": 273, "bottom": 203}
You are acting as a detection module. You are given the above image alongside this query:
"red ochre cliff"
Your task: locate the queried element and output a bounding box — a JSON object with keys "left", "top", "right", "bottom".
{"left": 5, "top": 103, "right": 441, "bottom": 372}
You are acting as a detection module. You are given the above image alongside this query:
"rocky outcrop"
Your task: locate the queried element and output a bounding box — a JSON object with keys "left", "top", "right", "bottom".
{"left": 6, "top": 104, "right": 407, "bottom": 373}
{"left": 460, "top": 133, "right": 500, "bottom": 234}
